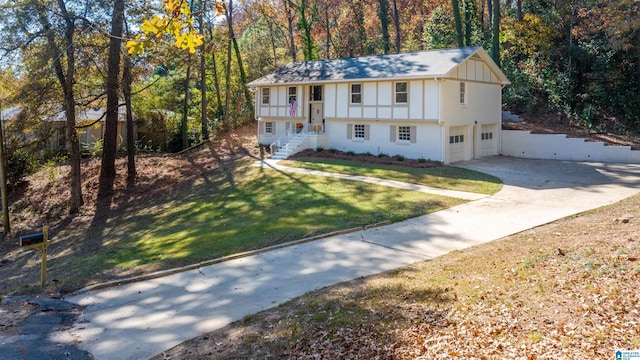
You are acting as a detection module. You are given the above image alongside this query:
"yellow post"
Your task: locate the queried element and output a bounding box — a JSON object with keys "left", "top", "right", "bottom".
{"left": 41, "top": 226, "right": 49, "bottom": 286}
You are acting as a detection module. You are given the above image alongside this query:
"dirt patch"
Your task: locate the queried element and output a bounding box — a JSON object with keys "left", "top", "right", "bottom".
{"left": 154, "top": 194, "right": 640, "bottom": 359}
{"left": 503, "top": 110, "right": 640, "bottom": 150}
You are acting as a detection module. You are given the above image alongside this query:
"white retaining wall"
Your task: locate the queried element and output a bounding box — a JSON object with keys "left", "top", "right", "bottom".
{"left": 502, "top": 130, "right": 640, "bottom": 164}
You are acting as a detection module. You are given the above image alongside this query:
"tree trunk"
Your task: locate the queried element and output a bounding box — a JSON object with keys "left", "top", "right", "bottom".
{"left": 225, "top": 35, "right": 231, "bottom": 128}
{"left": 183, "top": 54, "right": 191, "bottom": 150}
{"left": 516, "top": 0, "right": 523, "bottom": 21}
{"left": 491, "top": 0, "right": 500, "bottom": 67}
{"left": 391, "top": 0, "right": 401, "bottom": 53}
{"left": 122, "top": 52, "right": 136, "bottom": 183}
{"left": 377, "top": 0, "right": 391, "bottom": 54}
{"left": 324, "top": 6, "right": 330, "bottom": 58}
{"left": 198, "top": 6, "right": 208, "bottom": 141}
{"left": 99, "top": 0, "right": 125, "bottom": 196}
{"left": 452, "top": 0, "right": 464, "bottom": 47}
{"left": 39, "top": 0, "right": 83, "bottom": 212}
{"left": 207, "top": 28, "right": 224, "bottom": 119}
{"left": 225, "top": 0, "right": 251, "bottom": 108}
{"left": 297, "top": 0, "right": 315, "bottom": 60}
{"left": 464, "top": 0, "right": 473, "bottom": 46}
{"left": 284, "top": 0, "right": 297, "bottom": 62}
{"left": 0, "top": 109, "right": 9, "bottom": 234}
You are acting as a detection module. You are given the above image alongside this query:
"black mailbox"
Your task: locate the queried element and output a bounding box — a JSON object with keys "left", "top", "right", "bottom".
{"left": 20, "top": 233, "right": 44, "bottom": 247}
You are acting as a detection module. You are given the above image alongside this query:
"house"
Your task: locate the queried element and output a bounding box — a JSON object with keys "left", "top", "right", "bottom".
{"left": 1, "top": 105, "right": 133, "bottom": 154}
{"left": 248, "top": 46, "right": 509, "bottom": 164}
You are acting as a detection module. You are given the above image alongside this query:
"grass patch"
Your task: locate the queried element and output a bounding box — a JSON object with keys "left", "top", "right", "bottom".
{"left": 9, "top": 157, "right": 464, "bottom": 292}
{"left": 281, "top": 157, "right": 503, "bottom": 195}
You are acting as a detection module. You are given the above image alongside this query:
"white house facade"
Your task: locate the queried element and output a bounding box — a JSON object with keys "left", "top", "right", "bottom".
{"left": 248, "top": 47, "right": 509, "bottom": 164}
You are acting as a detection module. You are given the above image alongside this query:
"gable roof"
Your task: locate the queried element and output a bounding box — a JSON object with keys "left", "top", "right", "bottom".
{"left": 248, "top": 46, "right": 509, "bottom": 87}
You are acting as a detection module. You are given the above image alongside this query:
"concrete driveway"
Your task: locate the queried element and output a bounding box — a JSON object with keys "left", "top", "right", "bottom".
{"left": 59, "top": 157, "right": 640, "bottom": 360}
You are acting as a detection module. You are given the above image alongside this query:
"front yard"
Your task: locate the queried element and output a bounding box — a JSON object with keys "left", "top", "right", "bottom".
{"left": 0, "top": 143, "right": 500, "bottom": 296}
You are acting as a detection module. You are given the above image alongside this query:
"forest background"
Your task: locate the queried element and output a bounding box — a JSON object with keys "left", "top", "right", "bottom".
{"left": 0, "top": 0, "right": 638, "bottom": 221}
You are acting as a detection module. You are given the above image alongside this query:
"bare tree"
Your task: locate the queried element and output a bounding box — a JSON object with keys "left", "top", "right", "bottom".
{"left": 99, "top": 0, "right": 125, "bottom": 195}
{"left": 37, "top": 0, "right": 83, "bottom": 212}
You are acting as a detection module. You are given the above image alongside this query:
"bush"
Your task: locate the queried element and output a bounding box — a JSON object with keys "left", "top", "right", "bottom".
{"left": 394, "top": 155, "right": 405, "bottom": 161}
{"left": 346, "top": 150, "right": 355, "bottom": 156}
{"left": 418, "top": 157, "right": 427, "bottom": 163}
{"left": 7, "top": 150, "right": 34, "bottom": 187}
{"left": 315, "top": 146, "right": 324, "bottom": 152}
{"left": 378, "top": 153, "right": 388, "bottom": 158}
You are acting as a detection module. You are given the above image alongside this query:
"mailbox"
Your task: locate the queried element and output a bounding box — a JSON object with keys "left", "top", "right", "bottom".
{"left": 20, "top": 233, "right": 45, "bottom": 247}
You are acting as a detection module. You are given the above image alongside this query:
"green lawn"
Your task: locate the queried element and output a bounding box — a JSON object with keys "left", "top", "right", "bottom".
{"left": 57, "top": 158, "right": 476, "bottom": 288}
{"left": 280, "top": 157, "right": 503, "bottom": 195}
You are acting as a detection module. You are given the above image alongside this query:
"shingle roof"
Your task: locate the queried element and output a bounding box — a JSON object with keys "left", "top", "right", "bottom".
{"left": 248, "top": 46, "right": 507, "bottom": 87}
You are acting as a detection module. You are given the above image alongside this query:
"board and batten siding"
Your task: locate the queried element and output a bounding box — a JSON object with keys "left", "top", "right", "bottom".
{"left": 257, "top": 85, "right": 304, "bottom": 120}
{"left": 323, "top": 80, "right": 440, "bottom": 122}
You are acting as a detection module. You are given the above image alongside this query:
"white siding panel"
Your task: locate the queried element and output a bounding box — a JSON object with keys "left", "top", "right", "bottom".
{"left": 458, "top": 63, "right": 467, "bottom": 80}
{"left": 424, "top": 81, "right": 439, "bottom": 120}
{"left": 378, "top": 107, "right": 392, "bottom": 119}
{"left": 475, "top": 62, "right": 484, "bottom": 82}
{"left": 278, "top": 87, "right": 287, "bottom": 106}
{"left": 260, "top": 107, "right": 270, "bottom": 117}
{"left": 349, "top": 106, "right": 362, "bottom": 118}
{"left": 467, "top": 61, "right": 475, "bottom": 80}
{"left": 363, "top": 107, "right": 376, "bottom": 118}
{"left": 324, "top": 84, "right": 336, "bottom": 118}
{"left": 336, "top": 84, "right": 349, "bottom": 117}
{"left": 409, "top": 81, "right": 423, "bottom": 119}
{"left": 393, "top": 107, "right": 408, "bottom": 119}
{"left": 378, "top": 82, "right": 392, "bottom": 106}
{"left": 277, "top": 107, "right": 286, "bottom": 117}
{"left": 363, "top": 83, "right": 377, "bottom": 106}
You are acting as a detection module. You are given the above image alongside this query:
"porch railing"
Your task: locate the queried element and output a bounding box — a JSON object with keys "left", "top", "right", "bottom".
{"left": 269, "top": 123, "right": 325, "bottom": 155}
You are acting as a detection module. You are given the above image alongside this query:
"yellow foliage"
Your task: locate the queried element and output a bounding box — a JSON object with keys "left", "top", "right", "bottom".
{"left": 126, "top": 1, "right": 224, "bottom": 56}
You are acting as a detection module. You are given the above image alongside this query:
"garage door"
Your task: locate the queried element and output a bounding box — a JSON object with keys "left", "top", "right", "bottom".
{"left": 480, "top": 124, "right": 498, "bottom": 157}
{"left": 449, "top": 126, "right": 467, "bottom": 163}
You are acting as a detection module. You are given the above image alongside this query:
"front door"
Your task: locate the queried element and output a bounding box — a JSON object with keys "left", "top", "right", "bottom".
{"left": 309, "top": 85, "right": 324, "bottom": 132}
{"left": 311, "top": 103, "right": 323, "bottom": 123}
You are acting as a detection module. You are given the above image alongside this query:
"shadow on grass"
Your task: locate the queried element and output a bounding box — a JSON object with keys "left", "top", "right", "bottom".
{"left": 1, "top": 145, "right": 454, "bottom": 295}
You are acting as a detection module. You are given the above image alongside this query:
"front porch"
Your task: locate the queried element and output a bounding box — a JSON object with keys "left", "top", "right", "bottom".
{"left": 268, "top": 123, "right": 329, "bottom": 159}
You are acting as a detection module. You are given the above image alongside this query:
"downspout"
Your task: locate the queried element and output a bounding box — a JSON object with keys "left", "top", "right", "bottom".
{"left": 254, "top": 87, "right": 259, "bottom": 121}
{"left": 436, "top": 77, "right": 446, "bottom": 163}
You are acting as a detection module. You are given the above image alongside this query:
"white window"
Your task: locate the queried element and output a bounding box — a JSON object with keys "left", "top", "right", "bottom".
{"left": 350, "top": 84, "right": 362, "bottom": 104}
{"left": 395, "top": 82, "right": 408, "bottom": 103}
{"left": 449, "top": 134, "right": 465, "bottom": 143}
{"left": 398, "top": 126, "right": 411, "bottom": 141}
{"left": 459, "top": 82, "right": 466, "bottom": 104}
{"left": 354, "top": 124, "right": 365, "bottom": 139}
{"left": 481, "top": 132, "right": 493, "bottom": 140}
{"left": 288, "top": 86, "right": 297, "bottom": 103}
{"left": 265, "top": 122, "right": 273, "bottom": 134}
{"left": 262, "top": 88, "right": 270, "bottom": 104}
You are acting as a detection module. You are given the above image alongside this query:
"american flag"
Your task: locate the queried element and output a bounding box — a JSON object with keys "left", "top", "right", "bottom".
{"left": 289, "top": 97, "right": 296, "bottom": 117}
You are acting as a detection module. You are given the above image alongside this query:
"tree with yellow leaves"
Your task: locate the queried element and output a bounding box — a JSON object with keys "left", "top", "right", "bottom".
{"left": 126, "top": 0, "right": 226, "bottom": 55}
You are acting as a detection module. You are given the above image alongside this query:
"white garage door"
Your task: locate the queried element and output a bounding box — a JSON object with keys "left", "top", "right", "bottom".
{"left": 449, "top": 126, "right": 467, "bottom": 163}
{"left": 480, "top": 124, "right": 498, "bottom": 157}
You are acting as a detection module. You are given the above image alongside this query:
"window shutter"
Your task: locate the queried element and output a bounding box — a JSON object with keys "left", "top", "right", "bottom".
{"left": 259, "top": 122, "right": 264, "bottom": 134}
{"left": 390, "top": 125, "right": 396, "bottom": 142}
{"left": 364, "top": 125, "right": 370, "bottom": 140}
{"left": 347, "top": 124, "right": 352, "bottom": 139}
{"left": 410, "top": 126, "right": 417, "bottom": 143}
